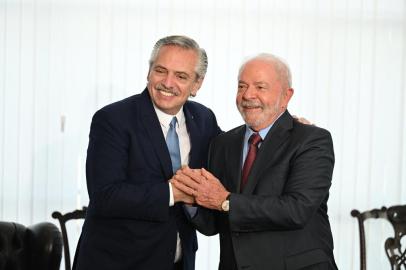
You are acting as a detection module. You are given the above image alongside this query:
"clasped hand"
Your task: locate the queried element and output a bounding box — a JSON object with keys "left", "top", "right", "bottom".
{"left": 171, "top": 166, "right": 230, "bottom": 211}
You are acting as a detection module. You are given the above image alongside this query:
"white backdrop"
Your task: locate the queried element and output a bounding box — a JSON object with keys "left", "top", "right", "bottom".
{"left": 1, "top": 0, "right": 406, "bottom": 269}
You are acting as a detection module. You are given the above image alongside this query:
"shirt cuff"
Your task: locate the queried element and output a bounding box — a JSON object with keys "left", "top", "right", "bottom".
{"left": 169, "top": 182, "right": 175, "bottom": 206}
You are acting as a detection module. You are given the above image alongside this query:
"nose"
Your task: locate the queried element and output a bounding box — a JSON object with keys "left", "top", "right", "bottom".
{"left": 242, "top": 85, "right": 256, "bottom": 100}
{"left": 162, "top": 73, "right": 175, "bottom": 89}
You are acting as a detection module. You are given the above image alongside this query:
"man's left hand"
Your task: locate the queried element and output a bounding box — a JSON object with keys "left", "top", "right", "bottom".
{"left": 173, "top": 167, "right": 230, "bottom": 210}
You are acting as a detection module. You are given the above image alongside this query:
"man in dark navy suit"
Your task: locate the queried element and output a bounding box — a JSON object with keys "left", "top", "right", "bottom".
{"left": 73, "top": 35, "right": 221, "bottom": 270}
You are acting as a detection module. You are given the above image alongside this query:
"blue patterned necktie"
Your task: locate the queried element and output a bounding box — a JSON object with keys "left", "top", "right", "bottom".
{"left": 166, "top": 117, "right": 181, "bottom": 173}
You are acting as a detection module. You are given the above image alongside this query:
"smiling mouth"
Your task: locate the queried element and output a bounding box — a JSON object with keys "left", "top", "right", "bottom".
{"left": 159, "top": 90, "right": 176, "bottom": 97}
{"left": 156, "top": 84, "right": 179, "bottom": 97}
{"left": 243, "top": 106, "right": 261, "bottom": 110}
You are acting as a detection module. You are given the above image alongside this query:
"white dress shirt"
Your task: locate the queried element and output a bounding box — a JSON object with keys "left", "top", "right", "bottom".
{"left": 154, "top": 105, "right": 190, "bottom": 263}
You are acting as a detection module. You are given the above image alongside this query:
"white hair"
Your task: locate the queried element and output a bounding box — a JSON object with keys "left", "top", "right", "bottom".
{"left": 149, "top": 35, "right": 208, "bottom": 80}
{"left": 238, "top": 53, "right": 292, "bottom": 89}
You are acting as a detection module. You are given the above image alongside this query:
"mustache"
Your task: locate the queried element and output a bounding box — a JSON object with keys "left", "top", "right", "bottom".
{"left": 156, "top": 83, "right": 179, "bottom": 96}
{"left": 239, "top": 100, "right": 262, "bottom": 108}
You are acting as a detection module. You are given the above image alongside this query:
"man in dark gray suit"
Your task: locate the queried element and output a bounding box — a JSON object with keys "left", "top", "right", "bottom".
{"left": 173, "top": 53, "right": 338, "bottom": 270}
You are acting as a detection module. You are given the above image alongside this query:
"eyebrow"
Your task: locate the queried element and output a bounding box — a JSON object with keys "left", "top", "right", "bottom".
{"left": 154, "top": 65, "right": 192, "bottom": 77}
{"left": 175, "top": 71, "right": 190, "bottom": 78}
{"left": 154, "top": 65, "right": 167, "bottom": 70}
{"left": 254, "top": 82, "right": 268, "bottom": 86}
{"left": 238, "top": 81, "right": 268, "bottom": 86}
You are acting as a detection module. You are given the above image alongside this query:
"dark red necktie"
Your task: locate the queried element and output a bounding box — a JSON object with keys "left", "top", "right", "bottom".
{"left": 241, "top": 133, "right": 262, "bottom": 191}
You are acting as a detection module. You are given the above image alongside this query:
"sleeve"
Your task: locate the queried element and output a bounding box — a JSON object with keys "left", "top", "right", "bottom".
{"left": 191, "top": 207, "right": 219, "bottom": 236}
{"left": 228, "top": 128, "right": 335, "bottom": 232}
{"left": 190, "top": 136, "right": 222, "bottom": 236}
{"left": 86, "top": 109, "right": 170, "bottom": 222}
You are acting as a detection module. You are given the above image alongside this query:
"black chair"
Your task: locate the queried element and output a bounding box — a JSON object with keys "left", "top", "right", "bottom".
{"left": 0, "top": 221, "right": 62, "bottom": 270}
{"left": 52, "top": 207, "right": 87, "bottom": 270}
{"left": 351, "top": 205, "right": 406, "bottom": 270}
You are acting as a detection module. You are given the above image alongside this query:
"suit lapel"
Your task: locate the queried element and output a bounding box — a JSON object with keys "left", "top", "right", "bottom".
{"left": 139, "top": 89, "right": 173, "bottom": 180}
{"left": 226, "top": 126, "right": 246, "bottom": 193}
{"left": 183, "top": 104, "right": 202, "bottom": 169}
{"left": 242, "top": 111, "right": 293, "bottom": 194}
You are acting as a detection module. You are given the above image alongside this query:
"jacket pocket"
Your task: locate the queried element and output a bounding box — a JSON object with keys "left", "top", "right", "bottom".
{"left": 285, "top": 249, "right": 329, "bottom": 270}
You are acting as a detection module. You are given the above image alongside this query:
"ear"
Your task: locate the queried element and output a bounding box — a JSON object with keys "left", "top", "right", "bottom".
{"left": 284, "top": 88, "right": 294, "bottom": 103}
{"left": 190, "top": 76, "right": 204, "bottom": 97}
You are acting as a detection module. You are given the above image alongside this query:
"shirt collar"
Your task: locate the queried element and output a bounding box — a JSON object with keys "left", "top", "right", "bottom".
{"left": 244, "top": 124, "right": 272, "bottom": 142}
{"left": 153, "top": 104, "right": 186, "bottom": 128}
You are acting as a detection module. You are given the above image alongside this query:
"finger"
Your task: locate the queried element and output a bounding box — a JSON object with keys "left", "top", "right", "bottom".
{"left": 181, "top": 168, "right": 206, "bottom": 183}
{"left": 175, "top": 165, "right": 190, "bottom": 175}
{"left": 177, "top": 166, "right": 193, "bottom": 177}
{"left": 299, "top": 117, "right": 311, "bottom": 124}
{"left": 179, "top": 165, "right": 191, "bottom": 172}
{"left": 172, "top": 179, "right": 195, "bottom": 196}
{"left": 173, "top": 174, "right": 201, "bottom": 190}
{"left": 175, "top": 168, "right": 187, "bottom": 176}
{"left": 201, "top": 168, "right": 216, "bottom": 181}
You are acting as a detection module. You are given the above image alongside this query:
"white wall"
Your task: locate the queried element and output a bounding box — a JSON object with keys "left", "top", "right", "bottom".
{"left": 1, "top": 0, "right": 406, "bottom": 269}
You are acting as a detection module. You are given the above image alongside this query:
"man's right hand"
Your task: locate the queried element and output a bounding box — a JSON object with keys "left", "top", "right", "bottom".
{"left": 170, "top": 180, "right": 195, "bottom": 204}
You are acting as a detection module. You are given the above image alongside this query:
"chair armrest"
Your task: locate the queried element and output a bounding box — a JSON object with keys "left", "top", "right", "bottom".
{"left": 27, "top": 222, "right": 63, "bottom": 270}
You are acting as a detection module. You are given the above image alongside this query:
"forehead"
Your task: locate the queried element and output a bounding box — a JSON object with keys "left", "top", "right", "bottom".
{"left": 153, "top": 45, "right": 198, "bottom": 74}
{"left": 239, "top": 59, "right": 278, "bottom": 83}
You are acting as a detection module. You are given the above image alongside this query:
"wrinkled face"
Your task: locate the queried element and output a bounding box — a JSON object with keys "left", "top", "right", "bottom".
{"left": 236, "top": 59, "right": 293, "bottom": 131}
{"left": 147, "top": 45, "right": 203, "bottom": 115}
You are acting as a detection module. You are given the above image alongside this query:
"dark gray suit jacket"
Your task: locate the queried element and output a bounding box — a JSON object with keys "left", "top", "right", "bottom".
{"left": 193, "top": 111, "right": 337, "bottom": 270}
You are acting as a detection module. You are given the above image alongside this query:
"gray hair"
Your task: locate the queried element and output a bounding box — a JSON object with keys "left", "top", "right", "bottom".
{"left": 238, "top": 53, "right": 292, "bottom": 89}
{"left": 149, "top": 35, "right": 208, "bottom": 80}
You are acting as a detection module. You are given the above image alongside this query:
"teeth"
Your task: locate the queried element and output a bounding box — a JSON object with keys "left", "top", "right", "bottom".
{"left": 160, "top": 91, "right": 175, "bottom": 97}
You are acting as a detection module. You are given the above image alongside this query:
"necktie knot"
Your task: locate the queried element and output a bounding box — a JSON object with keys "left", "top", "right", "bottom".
{"left": 170, "top": 117, "right": 178, "bottom": 129}
{"left": 249, "top": 133, "right": 262, "bottom": 146}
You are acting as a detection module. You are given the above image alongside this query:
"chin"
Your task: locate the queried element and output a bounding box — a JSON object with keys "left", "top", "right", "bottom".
{"left": 243, "top": 113, "right": 259, "bottom": 123}
{"left": 246, "top": 118, "right": 266, "bottom": 129}
{"left": 244, "top": 119, "right": 259, "bottom": 128}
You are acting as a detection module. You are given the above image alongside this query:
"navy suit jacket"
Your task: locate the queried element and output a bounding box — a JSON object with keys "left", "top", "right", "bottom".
{"left": 193, "top": 111, "right": 337, "bottom": 270}
{"left": 73, "top": 89, "right": 221, "bottom": 270}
